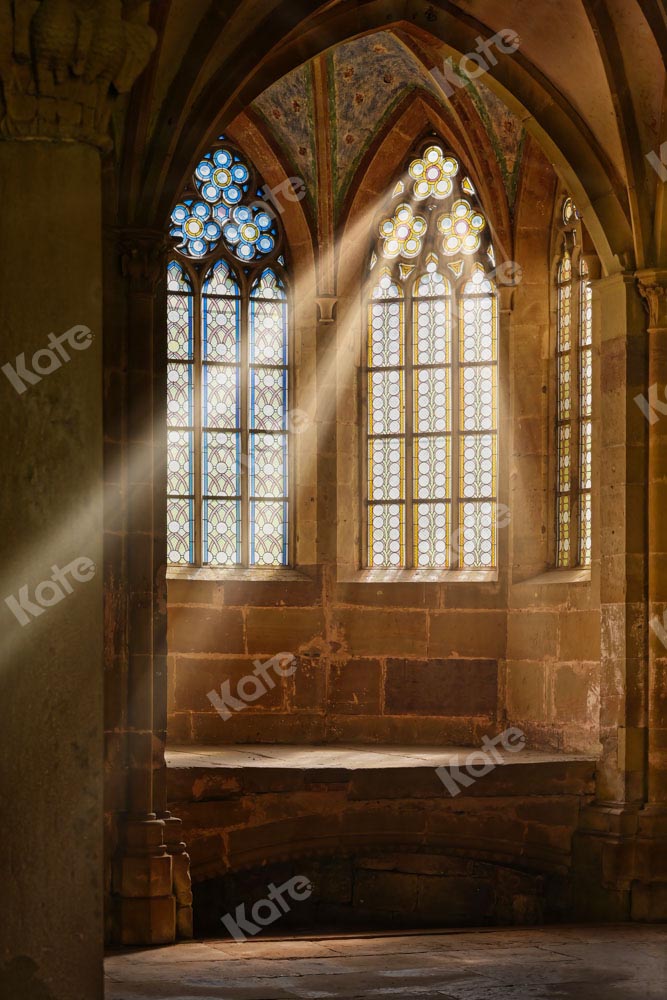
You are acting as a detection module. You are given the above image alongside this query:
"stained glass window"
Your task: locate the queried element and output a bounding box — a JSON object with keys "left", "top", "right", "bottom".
{"left": 167, "top": 138, "right": 290, "bottom": 567}
{"left": 366, "top": 143, "right": 499, "bottom": 569}
{"left": 555, "top": 198, "right": 593, "bottom": 568}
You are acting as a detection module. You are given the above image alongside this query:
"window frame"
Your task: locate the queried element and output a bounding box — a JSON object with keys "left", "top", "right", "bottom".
{"left": 360, "top": 141, "right": 500, "bottom": 574}
{"left": 166, "top": 225, "right": 295, "bottom": 571}
{"left": 551, "top": 197, "right": 595, "bottom": 571}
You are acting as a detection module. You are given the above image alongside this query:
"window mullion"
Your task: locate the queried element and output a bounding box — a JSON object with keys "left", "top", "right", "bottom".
{"left": 241, "top": 288, "right": 250, "bottom": 567}
{"left": 195, "top": 278, "right": 203, "bottom": 566}
{"left": 405, "top": 286, "right": 414, "bottom": 568}
{"left": 451, "top": 290, "right": 461, "bottom": 569}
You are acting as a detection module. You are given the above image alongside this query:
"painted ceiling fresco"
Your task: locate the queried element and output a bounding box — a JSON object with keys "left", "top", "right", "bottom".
{"left": 250, "top": 30, "right": 526, "bottom": 221}
{"left": 253, "top": 61, "right": 318, "bottom": 213}
{"left": 328, "top": 32, "right": 442, "bottom": 212}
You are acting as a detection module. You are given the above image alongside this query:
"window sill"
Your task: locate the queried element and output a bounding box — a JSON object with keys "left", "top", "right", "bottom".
{"left": 166, "top": 566, "right": 313, "bottom": 583}
{"left": 337, "top": 568, "right": 499, "bottom": 584}
{"left": 516, "top": 567, "right": 592, "bottom": 586}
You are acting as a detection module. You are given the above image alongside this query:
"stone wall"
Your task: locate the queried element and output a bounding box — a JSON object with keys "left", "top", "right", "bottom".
{"left": 167, "top": 576, "right": 504, "bottom": 744}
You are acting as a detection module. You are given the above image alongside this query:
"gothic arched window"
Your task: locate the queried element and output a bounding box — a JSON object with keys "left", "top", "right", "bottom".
{"left": 365, "top": 143, "right": 498, "bottom": 569}
{"left": 167, "top": 139, "right": 290, "bottom": 567}
{"left": 555, "top": 197, "right": 592, "bottom": 568}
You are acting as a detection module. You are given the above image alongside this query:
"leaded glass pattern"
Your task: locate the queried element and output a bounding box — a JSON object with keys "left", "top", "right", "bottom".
{"left": 167, "top": 263, "right": 195, "bottom": 563}
{"left": 555, "top": 200, "right": 594, "bottom": 569}
{"left": 366, "top": 143, "right": 498, "bottom": 569}
{"left": 167, "top": 138, "right": 291, "bottom": 568}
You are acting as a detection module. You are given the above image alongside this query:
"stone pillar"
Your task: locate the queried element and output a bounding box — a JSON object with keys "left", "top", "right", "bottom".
{"left": 574, "top": 273, "right": 648, "bottom": 918}
{"left": 633, "top": 269, "right": 667, "bottom": 919}
{"left": 111, "top": 233, "right": 177, "bottom": 944}
{"left": 0, "top": 3, "right": 155, "bottom": 997}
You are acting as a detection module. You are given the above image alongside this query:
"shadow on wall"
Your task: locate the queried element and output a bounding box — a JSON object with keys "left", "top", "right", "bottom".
{"left": 193, "top": 855, "right": 549, "bottom": 938}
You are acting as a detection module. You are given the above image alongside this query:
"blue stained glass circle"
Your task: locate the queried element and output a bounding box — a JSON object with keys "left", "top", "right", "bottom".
{"left": 214, "top": 149, "right": 232, "bottom": 168}
{"left": 196, "top": 161, "right": 214, "bottom": 180}
{"left": 202, "top": 183, "right": 219, "bottom": 202}
{"left": 235, "top": 206, "right": 251, "bottom": 223}
{"left": 224, "top": 224, "right": 240, "bottom": 244}
{"left": 193, "top": 202, "right": 210, "bottom": 219}
{"left": 232, "top": 164, "right": 249, "bottom": 183}
{"left": 258, "top": 235, "right": 274, "bottom": 253}
{"left": 223, "top": 186, "right": 242, "bottom": 205}
{"left": 204, "top": 222, "right": 221, "bottom": 239}
{"left": 239, "top": 243, "right": 253, "bottom": 259}
{"left": 256, "top": 213, "right": 272, "bottom": 230}
{"left": 172, "top": 204, "right": 188, "bottom": 223}
{"left": 190, "top": 239, "right": 207, "bottom": 256}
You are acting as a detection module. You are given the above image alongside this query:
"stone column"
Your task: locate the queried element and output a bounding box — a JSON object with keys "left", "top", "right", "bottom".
{"left": 633, "top": 269, "right": 667, "bottom": 919}
{"left": 111, "top": 233, "right": 178, "bottom": 944}
{"left": 0, "top": 3, "right": 155, "bottom": 998}
{"left": 574, "top": 273, "right": 648, "bottom": 918}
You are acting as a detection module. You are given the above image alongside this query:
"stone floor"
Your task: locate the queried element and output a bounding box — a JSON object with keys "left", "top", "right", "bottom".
{"left": 105, "top": 924, "right": 667, "bottom": 998}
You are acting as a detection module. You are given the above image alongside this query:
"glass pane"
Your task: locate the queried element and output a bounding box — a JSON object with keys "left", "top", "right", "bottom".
{"left": 368, "top": 503, "right": 403, "bottom": 567}
{"left": 439, "top": 200, "right": 486, "bottom": 256}
{"left": 409, "top": 145, "right": 459, "bottom": 200}
{"left": 369, "top": 299, "right": 403, "bottom": 367}
{"left": 168, "top": 430, "right": 193, "bottom": 496}
{"left": 460, "top": 434, "right": 495, "bottom": 499}
{"left": 369, "top": 369, "right": 403, "bottom": 435}
{"left": 558, "top": 275, "right": 572, "bottom": 352}
{"left": 167, "top": 363, "right": 192, "bottom": 426}
{"left": 414, "top": 502, "right": 450, "bottom": 568}
{"left": 579, "top": 493, "right": 592, "bottom": 567}
{"left": 580, "top": 420, "right": 592, "bottom": 491}
{"left": 580, "top": 279, "right": 593, "bottom": 348}
{"left": 558, "top": 353, "right": 571, "bottom": 421}
{"left": 167, "top": 498, "right": 194, "bottom": 565}
{"left": 250, "top": 297, "right": 288, "bottom": 365}
{"left": 461, "top": 292, "right": 496, "bottom": 363}
{"left": 580, "top": 346, "right": 592, "bottom": 419}
{"left": 251, "top": 268, "right": 287, "bottom": 301}
{"left": 251, "top": 500, "right": 287, "bottom": 566}
{"left": 558, "top": 494, "right": 571, "bottom": 567}
{"left": 369, "top": 437, "right": 404, "bottom": 501}
{"left": 204, "top": 499, "right": 241, "bottom": 565}
{"left": 460, "top": 366, "right": 495, "bottom": 431}
{"left": 251, "top": 433, "right": 288, "bottom": 498}
{"left": 203, "top": 431, "right": 240, "bottom": 497}
{"left": 204, "top": 365, "right": 239, "bottom": 428}
{"left": 203, "top": 294, "right": 240, "bottom": 363}
{"left": 167, "top": 293, "right": 193, "bottom": 361}
{"left": 415, "top": 368, "right": 450, "bottom": 433}
{"left": 558, "top": 425, "right": 571, "bottom": 494}
{"left": 414, "top": 436, "right": 450, "bottom": 499}
{"left": 459, "top": 501, "right": 495, "bottom": 568}
{"left": 251, "top": 368, "right": 288, "bottom": 431}
{"left": 413, "top": 296, "right": 450, "bottom": 365}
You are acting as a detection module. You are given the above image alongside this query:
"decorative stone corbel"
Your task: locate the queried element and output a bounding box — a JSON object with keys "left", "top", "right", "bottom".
{"left": 636, "top": 269, "right": 667, "bottom": 330}
{"left": 0, "top": 0, "right": 157, "bottom": 149}
{"left": 119, "top": 230, "right": 172, "bottom": 295}
{"left": 316, "top": 295, "right": 338, "bottom": 324}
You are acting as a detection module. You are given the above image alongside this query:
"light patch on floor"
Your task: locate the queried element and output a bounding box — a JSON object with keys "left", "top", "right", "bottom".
{"left": 105, "top": 924, "right": 667, "bottom": 999}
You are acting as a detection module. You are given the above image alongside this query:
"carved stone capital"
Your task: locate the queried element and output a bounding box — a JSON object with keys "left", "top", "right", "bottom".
{"left": 637, "top": 269, "right": 667, "bottom": 330}
{"left": 118, "top": 229, "right": 172, "bottom": 294}
{"left": 0, "top": 1, "right": 157, "bottom": 151}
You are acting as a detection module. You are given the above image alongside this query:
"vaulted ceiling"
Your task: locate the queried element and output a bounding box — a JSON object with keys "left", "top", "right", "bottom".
{"left": 116, "top": 0, "right": 667, "bottom": 270}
